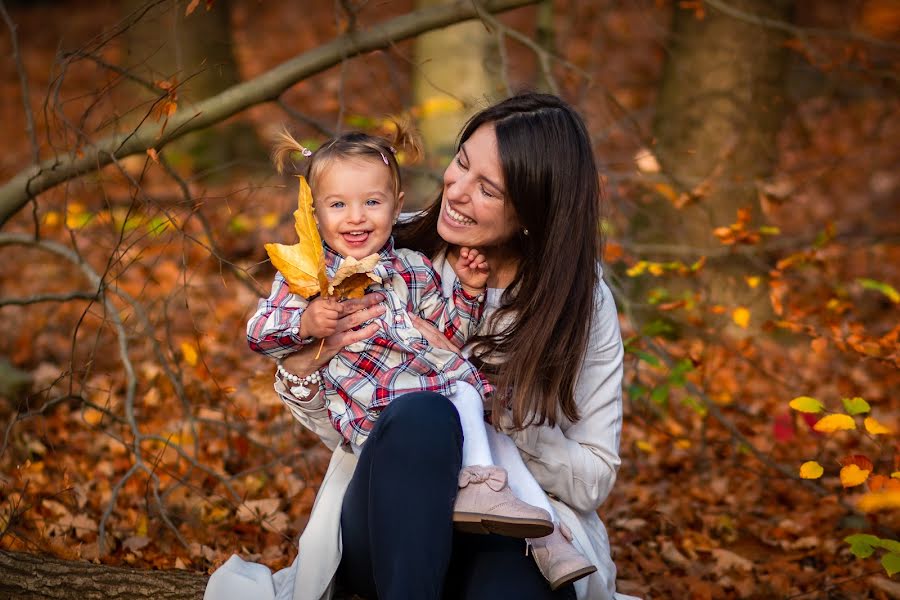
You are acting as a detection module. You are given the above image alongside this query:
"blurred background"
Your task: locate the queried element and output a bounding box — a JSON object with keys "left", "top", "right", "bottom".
{"left": 0, "top": 1, "right": 898, "bottom": 597}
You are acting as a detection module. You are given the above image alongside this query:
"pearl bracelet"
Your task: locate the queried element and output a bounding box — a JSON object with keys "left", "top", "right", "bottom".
{"left": 276, "top": 362, "right": 322, "bottom": 399}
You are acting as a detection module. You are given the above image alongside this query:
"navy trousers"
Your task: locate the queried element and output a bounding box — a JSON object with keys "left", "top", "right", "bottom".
{"left": 337, "top": 391, "right": 576, "bottom": 600}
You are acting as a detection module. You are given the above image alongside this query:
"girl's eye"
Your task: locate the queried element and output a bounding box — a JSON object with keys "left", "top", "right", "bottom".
{"left": 331, "top": 201, "right": 345, "bottom": 209}
{"left": 365, "top": 198, "right": 380, "bottom": 206}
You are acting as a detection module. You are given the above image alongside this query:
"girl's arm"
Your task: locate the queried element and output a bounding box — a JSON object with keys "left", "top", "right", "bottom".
{"left": 246, "top": 272, "right": 314, "bottom": 358}
{"left": 412, "top": 255, "right": 485, "bottom": 348}
{"left": 502, "top": 278, "right": 623, "bottom": 513}
{"left": 272, "top": 295, "right": 386, "bottom": 448}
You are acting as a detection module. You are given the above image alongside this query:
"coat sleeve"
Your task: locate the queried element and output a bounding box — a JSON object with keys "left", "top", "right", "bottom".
{"left": 504, "top": 278, "right": 624, "bottom": 513}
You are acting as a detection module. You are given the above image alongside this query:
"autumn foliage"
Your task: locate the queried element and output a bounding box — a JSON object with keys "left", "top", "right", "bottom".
{"left": 0, "top": 1, "right": 898, "bottom": 599}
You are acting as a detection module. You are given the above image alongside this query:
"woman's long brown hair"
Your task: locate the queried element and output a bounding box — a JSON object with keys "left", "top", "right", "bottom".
{"left": 396, "top": 93, "right": 602, "bottom": 429}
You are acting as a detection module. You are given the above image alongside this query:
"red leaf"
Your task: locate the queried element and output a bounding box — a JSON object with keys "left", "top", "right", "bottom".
{"left": 840, "top": 454, "right": 874, "bottom": 472}
{"left": 773, "top": 413, "right": 795, "bottom": 443}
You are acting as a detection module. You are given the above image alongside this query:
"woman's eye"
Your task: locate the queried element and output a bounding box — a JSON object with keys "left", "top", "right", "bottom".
{"left": 480, "top": 184, "right": 494, "bottom": 198}
{"left": 455, "top": 156, "right": 468, "bottom": 170}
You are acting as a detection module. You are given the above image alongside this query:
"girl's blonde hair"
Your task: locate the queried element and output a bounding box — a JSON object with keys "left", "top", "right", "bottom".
{"left": 272, "top": 119, "right": 422, "bottom": 199}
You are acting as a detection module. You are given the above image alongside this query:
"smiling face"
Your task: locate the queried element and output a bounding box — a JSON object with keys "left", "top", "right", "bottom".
{"left": 313, "top": 157, "right": 403, "bottom": 259}
{"left": 438, "top": 124, "right": 520, "bottom": 251}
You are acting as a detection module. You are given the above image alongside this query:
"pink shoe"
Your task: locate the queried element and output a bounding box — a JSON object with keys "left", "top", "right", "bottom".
{"left": 453, "top": 465, "right": 554, "bottom": 538}
{"left": 528, "top": 522, "right": 596, "bottom": 590}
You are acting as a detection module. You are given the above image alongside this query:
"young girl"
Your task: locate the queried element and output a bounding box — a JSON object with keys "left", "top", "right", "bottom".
{"left": 247, "top": 125, "right": 595, "bottom": 588}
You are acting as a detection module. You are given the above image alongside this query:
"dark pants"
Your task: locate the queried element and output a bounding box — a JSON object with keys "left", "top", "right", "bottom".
{"left": 337, "top": 392, "right": 577, "bottom": 600}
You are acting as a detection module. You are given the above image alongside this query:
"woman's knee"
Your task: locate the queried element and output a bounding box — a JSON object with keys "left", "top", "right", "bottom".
{"left": 377, "top": 392, "right": 462, "bottom": 447}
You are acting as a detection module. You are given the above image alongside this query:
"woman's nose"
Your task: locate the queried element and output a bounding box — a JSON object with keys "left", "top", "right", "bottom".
{"left": 446, "top": 175, "right": 472, "bottom": 204}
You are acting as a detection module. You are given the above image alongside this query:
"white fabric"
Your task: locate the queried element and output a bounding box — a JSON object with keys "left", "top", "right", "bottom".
{"left": 449, "top": 380, "right": 494, "bottom": 467}
{"left": 205, "top": 251, "right": 636, "bottom": 600}
{"left": 486, "top": 424, "right": 556, "bottom": 520}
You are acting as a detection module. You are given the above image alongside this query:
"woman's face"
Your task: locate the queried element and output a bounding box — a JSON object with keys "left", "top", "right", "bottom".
{"left": 438, "top": 124, "right": 520, "bottom": 250}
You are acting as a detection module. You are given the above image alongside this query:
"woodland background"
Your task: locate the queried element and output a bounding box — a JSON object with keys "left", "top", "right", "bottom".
{"left": 0, "top": 0, "right": 899, "bottom": 598}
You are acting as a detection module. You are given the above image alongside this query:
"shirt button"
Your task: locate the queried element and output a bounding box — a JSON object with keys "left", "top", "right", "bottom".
{"left": 291, "top": 327, "right": 299, "bottom": 334}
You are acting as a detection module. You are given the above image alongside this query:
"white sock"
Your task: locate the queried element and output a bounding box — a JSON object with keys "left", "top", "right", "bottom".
{"left": 449, "top": 381, "right": 494, "bottom": 467}
{"left": 486, "top": 425, "right": 557, "bottom": 521}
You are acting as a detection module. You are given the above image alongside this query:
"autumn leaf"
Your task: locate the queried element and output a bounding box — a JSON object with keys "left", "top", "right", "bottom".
{"left": 841, "top": 397, "right": 870, "bottom": 416}
{"left": 789, "top": 396, "right": 824, "bottom": 414}
{"left": 265, "top": 177, "right": 328, "bottom": 298}
{"left": 328, "top": 254, "right": 382, "bottom": 297}
{"left": 799, "top": 461, "right": 824, "bottom": 479}
{"left": 813, "top": 413, "right": 856, "bottom": 433}
{"left": 180, "top": 341, "right": 198, "bottom": 367}
{"left": 840, "top": 455, "right": 874, "bottom": 472}
{"left": 864, "top": 416, "right": 891, "bottom": 435}
{"left": 858, "top": 490, "right": 900, "bottom": 512}
{"left": 845, "top": 533, "right": 879, "bottom": 558}
{"left": 731, "top": 307, "right": 750, "bottom": 329}
{"left": 840, "top": 464, "right": 870, "bottom": 488}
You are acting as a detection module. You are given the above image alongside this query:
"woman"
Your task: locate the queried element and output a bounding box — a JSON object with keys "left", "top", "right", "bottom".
{"left": 206, "top": 93, "right": 628, "bottom": 600}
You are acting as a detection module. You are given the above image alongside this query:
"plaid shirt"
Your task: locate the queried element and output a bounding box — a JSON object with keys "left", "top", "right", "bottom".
{"left": 247, "top": 238, "right": 492, "bottom": 447}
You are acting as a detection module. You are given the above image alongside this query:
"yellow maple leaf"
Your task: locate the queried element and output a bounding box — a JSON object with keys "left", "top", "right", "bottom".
{"left": 180, "top": 341, "right": 199, "bottom": 367}
{"left": 799, "top": 461, "right": 823, "bottom": 479}
{"left": 840, "top": 464, "right": 870, "bottom": 488}
{"left": 864, "top": 416, "right": 891, "bottom": 435}
{"left": 813, "top": 413, "right": 856, "bottom": 433}
{"left": 265, "top": 177, "right": 328, "bottom": 298}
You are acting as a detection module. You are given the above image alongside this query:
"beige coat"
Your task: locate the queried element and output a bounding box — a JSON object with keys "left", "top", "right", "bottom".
{"left": 205, "top": 256, "right": 627, "bottom": 600}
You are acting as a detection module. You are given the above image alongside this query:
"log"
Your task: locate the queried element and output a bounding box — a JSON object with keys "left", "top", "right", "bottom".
{"left": 0, "top": 551, "right": 208, "bottom": 600}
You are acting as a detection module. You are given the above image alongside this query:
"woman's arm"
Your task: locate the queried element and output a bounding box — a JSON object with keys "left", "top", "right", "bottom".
{"left": 502, "top": 279, "right": 624, "bottom": 513}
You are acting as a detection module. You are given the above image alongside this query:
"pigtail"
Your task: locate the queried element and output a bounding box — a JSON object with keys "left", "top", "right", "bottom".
{"left": 386, "top": 116, "right": 423, "bottom": 165}
{"left": 272, "top": 128, "right": 312, "bottom": 175}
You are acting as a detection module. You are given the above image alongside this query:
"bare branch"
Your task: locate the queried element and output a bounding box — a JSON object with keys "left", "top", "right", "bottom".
{"left": 0, "top": 0, "right": 539, "bottom": 228}
{"left": 0, "top": 0, "right": 39, "bottom": 165}
{"left": 0, "top": 291, "right": 99, "bottom": 306}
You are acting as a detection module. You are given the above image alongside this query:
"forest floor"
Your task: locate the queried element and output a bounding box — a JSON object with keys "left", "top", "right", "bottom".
{"left": 1, "top": 1, "right": 899, "bottom": 599}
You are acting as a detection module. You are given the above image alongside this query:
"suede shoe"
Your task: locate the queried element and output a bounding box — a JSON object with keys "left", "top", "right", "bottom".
{"left": 453, "top": 465, "right": 554, "bottom": 538}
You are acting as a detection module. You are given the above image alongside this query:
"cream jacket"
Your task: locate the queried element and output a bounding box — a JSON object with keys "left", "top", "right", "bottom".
{"left": 205, "top": 255, "right": 629, "bottom": 600}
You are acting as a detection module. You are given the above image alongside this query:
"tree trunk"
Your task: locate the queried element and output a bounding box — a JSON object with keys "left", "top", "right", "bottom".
{"left": 122, "top": 0, "right": 264, "bottom": 172}
{"left": 410, "top": 0, "right": 501, "bottom": 204}
{"left": 0, "top": 551, "right": 207, "bottom": 600}
{"left": 633, "top": 0, "right": 794, "bottom": 330}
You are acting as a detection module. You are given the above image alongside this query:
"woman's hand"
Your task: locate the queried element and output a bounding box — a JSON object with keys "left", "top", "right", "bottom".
{"left": 281, "top": 292, "right": 386, "bottom": 375}
{"left": 409, "top": 314, "right": 462, "bottom": 353}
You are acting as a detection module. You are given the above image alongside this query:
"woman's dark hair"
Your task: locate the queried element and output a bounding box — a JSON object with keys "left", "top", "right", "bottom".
{"left": 396, "top": 93, "right": 602, "bottom": 429}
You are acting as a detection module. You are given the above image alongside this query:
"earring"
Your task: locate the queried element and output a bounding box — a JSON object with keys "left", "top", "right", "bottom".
{"left": 522, "top": 228, "right": 529, "bottom": 236}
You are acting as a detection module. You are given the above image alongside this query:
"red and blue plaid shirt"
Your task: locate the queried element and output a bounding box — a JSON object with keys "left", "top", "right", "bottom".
{"left": 248, "top": 238, "right": 492, "bottom": 447}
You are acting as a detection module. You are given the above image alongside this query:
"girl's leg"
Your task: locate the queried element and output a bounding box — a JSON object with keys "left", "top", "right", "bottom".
{"left": 448, "top": 381, "right": 493, "bottom": 467}
{"left": 485, "top": 425, "right": 556, "bottom": 519}
{"left": 338, "top": 391, "right": 463, "bottom": 600}
{"left": 444, "top": 532, "right": 577, "bottom": 600}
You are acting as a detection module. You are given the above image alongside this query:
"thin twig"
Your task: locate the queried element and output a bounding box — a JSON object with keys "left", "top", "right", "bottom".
{"left": 0, "top": 0, "right": 39, "bottom": 165}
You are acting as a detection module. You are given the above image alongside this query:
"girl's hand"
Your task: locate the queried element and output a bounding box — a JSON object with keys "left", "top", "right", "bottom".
{"left": 409, "top": 314, "right": 462, "bottom": 353}
{"left": 455, "top": 247, "right": 489, "bottom": 295}
{"left": 283, "top": 292, "right": 386, "bottom": 374}
{"left": 300, "top": 297, "right": 341, "bottom": 339}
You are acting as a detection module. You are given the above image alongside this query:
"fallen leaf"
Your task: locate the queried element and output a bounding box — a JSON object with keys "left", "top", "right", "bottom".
{"left": 731, "top": 307, "right": 750, "bottom": 329}
{"left": 711, "top": 548, "right": 754, "bottom": 573}
{"left": 180, "top": 341, "right": 198, "bottom": 367}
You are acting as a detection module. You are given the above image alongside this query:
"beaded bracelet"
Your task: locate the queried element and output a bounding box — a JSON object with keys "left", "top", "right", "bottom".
{"left": 276, "top": 361, "right": 322, "bottom": 399}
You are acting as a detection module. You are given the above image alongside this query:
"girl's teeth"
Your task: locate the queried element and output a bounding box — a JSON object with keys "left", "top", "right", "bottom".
{"left": 447, "top": 207, "right": 475, "bottom": 225}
